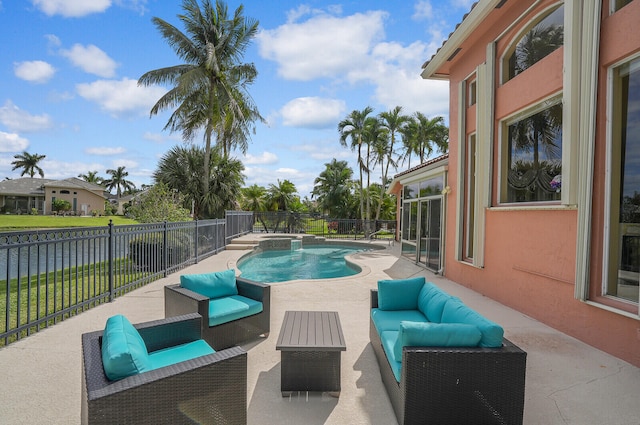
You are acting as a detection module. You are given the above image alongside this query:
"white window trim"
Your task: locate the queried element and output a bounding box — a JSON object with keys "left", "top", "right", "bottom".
{"left": 571, "top": 0, "right": 601, "bottom": 302}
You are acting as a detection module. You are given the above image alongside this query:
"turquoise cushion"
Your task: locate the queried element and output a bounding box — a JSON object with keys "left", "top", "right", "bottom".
{"left": 371, "top": 308, "right": 428, "bottom": 333}
{"left": 377, "top": 277, "right": 426, "bottom": 310}
{"left": 180, "top": 269, "right": 238, "bottom": 299}
{"left": 208, "top": 295, "right": 263, "bottom": 326}
{"left": 101, "top": 315, "right": 151, "bottom": 381}
{"left": 380, "top": 330, "right": 402, "bottom": 382}
{"left": 393, "top": 321, "right": 482, "bottom": 359}
{"left": 441, "top": 299, "right": 504, "bottom": 348}
{"left": 148, "top": 339, "right": 215, "bottom": 371}
{"left": 417, "top": 282, "right": 453, "bottom": 323}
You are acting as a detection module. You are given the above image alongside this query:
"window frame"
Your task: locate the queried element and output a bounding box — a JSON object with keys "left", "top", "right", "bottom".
{"left": 498, "top": 93, "right": 564, "bottom": 206}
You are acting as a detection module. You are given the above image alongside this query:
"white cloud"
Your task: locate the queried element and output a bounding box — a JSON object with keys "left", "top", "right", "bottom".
{"left": 14, "top": 61, "right": 56, "bottom": 83}
{"left": 242, "top": 151, "right": 278, "bottom": 165}
{"left": 110, "top": 159, "right": 138, "bottom": 169}
{"left": 32, "top": 0, "right": 112, "bottom": 17}
{"left": 85, "top": 146, "right": 126, "bottom": 155}
{"left": 39, "top": 159, "right": 106, "bottom": 180}
{"left": 292, "top": 143, "right": 354, "bottom": 162}
{"left": 451, "top": 0, "right": 476, "bottom": 10}
{"left": 61, "top": 44, "right": 118, "bottom": 78}
{"left": 258, "top": 11, "right": 387, "bottom": 81}
{"left": 281, "top": 97, "right": 346, "bottom": 128}
{"left": 76, "top": 78, "right": 166, "bottom": 116}
{"left": 0, "top": 100, "right": 53, "bottom": 133}
{"left": 0, "top": 132, "right": 29, "bottom": 152}
{"left": 413, "top": 1, "right": 433, "bottom": 20}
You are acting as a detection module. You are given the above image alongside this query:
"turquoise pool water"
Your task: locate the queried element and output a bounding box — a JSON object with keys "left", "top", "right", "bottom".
{"left": 237, "top": 245, "right": 367, "bottom": 283}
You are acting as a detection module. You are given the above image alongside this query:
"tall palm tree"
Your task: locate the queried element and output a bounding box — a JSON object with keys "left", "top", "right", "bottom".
{"left": 11, "top": 151, "right": 46, "bottom": 178}
{"left": 138, "top": 0, "right": 262, "bottom": 198}
{"left": 363, "top": 116, "right": 388, "bottom": 222}
{"left": 104, "top": 166, "right": 135, "bottom": 199}
{"left": 311, "top": 159, "right": 354, "bottom": 218}
{"left": 402, "top": 113, "right": 448, "bottom": 164}
{"left": 338, "top": 107, "right": 374, "bottom": 222}
{"left": 240, "top": 184, "right": 267, "bottom": 212}
{"left": 77, "top": 171, "right": 103, "bottom": 185}
{"left": 377, "top": 106, "right": 409, "bottom": 219}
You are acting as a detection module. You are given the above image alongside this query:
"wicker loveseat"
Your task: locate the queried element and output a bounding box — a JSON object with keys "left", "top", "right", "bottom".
{"left": 164, "top": 269, "right": 270, "bottom": 351}
{"left": 370, "top": 277, "right": 527, "bottom": 425}
{"left": 81, "top": 313, "right": 247, "bottom": 425}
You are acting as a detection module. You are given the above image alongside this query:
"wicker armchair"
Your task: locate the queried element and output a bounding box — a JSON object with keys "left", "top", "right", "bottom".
{"left": 370, "top": 290, "right": 527, "bottom": 425}
{"left": 164, "top": 277, "right": 270, "bottom": 351}
{"left": 81, "top": 313, "right": 247, "bottom": 425}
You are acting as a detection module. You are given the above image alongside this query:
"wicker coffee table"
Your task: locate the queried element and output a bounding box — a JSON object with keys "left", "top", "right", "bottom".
{"left": 276, "top": 311, "right": 346, "bottom": 396}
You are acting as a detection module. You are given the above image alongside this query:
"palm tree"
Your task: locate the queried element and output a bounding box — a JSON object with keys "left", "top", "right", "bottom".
{"left": 154, "top": 145, "right": 244, "bottom": 218}
{"left": 77, "top": 171, "right": 103, "bottom": 185}
{"left": 401, "top": 113, "right": 448, "bottom": 164}
{"left": 266, "top": 179, "right": 297, "bottom": 211}
{"left": 104, "top": 166, "right": 135, "bottom": 199}
{"left": 377, "top": 106, "right": 408, "bottom": 219}
{"left": 363, "top": 116, "right": 388, "bottom": 222}
{"left": 240, "top": 184, "right": 267, "bottom": 212}
{"left": 311, "top": 159, "right": 354, "bottom": 218}
{"left": 11, "top": 151, "right": 46, "bottom": 178}
{"left": 338, "top": 107, "right": 374, "bottom": 223}
{"left": 138, "top": 0, "right": 262, "bottom": 199}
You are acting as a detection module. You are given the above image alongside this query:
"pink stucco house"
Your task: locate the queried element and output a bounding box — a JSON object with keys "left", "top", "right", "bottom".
{"left": 390, "top": 0, "right": 640, "bottom": 367}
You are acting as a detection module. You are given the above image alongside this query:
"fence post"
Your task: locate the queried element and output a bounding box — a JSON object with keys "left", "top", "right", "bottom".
{"left": 194, "top": 219, "right": 199, "bottom": 264}
{"left": 163, "top": 221, "right": 169, "bottom": 277}
{"left": 108, "top": 220, "right": 114, "bottom": 302}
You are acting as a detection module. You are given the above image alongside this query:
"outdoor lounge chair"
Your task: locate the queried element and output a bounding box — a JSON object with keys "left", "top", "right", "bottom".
{"left": 164, "top": 271, "right": 270, "bottom": 350}
{"left": 81, "top": 313, "right": 247, "bottom": 425}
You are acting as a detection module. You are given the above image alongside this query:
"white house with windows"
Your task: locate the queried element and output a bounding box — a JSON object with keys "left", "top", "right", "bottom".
{"left": 399, "top": 0, "right": 640, "bottom": 367}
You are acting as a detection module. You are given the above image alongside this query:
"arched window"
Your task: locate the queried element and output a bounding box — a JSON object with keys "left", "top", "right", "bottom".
{"left": 505, "top": 4, "right": 564, "bottom": 81}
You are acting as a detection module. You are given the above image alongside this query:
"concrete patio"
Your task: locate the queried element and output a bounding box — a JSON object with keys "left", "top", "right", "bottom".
{"left": 1, "top": 235, "right": 639, "bottom": 424}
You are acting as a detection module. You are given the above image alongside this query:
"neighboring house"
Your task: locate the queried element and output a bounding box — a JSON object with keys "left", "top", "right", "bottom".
{"left": 44, "top": 178, "right": 107, "bottom": 215}
{"left": 0, "top": 177, "right": 51, "bottom": 214}
{"left": 0, "top": 177, "right": 107, "bottom": 215}
{"left": 392, "top": 0, "right": 639, "bottom": 367}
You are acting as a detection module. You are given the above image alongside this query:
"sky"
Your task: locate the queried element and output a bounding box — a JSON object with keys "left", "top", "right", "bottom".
{"left": 0, "top": 0, "right": 473, "bottom": 199}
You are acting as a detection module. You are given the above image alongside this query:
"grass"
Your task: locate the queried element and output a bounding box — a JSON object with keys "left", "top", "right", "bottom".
{"left": 0, "top": 215, "right": 138, "bottom": 231}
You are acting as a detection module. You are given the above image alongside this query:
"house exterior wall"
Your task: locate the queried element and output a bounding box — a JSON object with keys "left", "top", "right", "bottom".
{"left": 44, "top": 187, "right": 105, "bottom": 215}
{"left": 421, "top": 0, "right": 640, "bottom": 367}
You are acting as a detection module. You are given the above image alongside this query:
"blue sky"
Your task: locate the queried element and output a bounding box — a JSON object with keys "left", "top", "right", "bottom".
{"left": 0, "top": 0, "right": 472, "bottom": 198}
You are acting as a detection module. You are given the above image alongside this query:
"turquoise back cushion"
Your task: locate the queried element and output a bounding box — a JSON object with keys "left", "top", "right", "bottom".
{"left": 101, "top": 314, "right": 151, "bottom": 381}
{"left": 180, "top": 269, "right": 238, "bottom": 299}
{"left": 417, "top": 282, "right": 453, "bottom": 322}
{"left": 377, "top": 277, "right": 425, "bottom": 311}
{"left": 441, "top": 299, "right": 504, "bottom": 348}
{"left": 393, "top": 321, "right": 482, "bottom": 359}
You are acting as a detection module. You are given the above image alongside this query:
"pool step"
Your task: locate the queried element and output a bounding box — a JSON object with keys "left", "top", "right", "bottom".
{"left": 227, "top": 239, "right": 258, "bottom": 250}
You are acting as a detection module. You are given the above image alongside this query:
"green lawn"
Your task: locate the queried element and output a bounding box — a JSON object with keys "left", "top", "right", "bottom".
{"left": 0, "top": 215, "right": 138, "bottom": 231}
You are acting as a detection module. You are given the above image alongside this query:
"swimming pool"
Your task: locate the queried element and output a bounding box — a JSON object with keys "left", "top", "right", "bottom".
{"left": 237, "top": 244, "right": 368, "bottom": 283}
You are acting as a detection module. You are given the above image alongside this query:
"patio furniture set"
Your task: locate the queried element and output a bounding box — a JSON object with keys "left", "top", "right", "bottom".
{"left": 81, "top": 270, "right": 527, "bottom": 424}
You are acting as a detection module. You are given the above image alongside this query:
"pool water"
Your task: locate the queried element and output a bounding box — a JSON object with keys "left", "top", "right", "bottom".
{"left": 237, "top": 245, "right": 366, "bottom": 283}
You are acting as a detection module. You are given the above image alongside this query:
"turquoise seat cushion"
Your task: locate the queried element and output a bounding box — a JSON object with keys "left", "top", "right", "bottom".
{"left": 377, "top": 277, "right": 426, "bottom": 311}
{"left": 148, "top": 339, "right": 215, "bottom": 371}
{"left": 441, "top": 299, "right": 504, "bottom": 348}
{"left": 392, "top": 321, "right": 482, "bottom": 359}
{"left": 371, "top": 308, "right": 428, "bottom": 333}
{"left": 380, "top": 330, "right": 402, "bottom": 382}
{"left": 101, "top": 314, "right": 151, "bottom": 381}
{"left": 180, "top": 269, "right": 238, "bottom": 299}
{"left": 417, "top": 282, "right": 454, "bottom": 323}
{"left": 208, "top": 295, "right": 263, "bottom": 327}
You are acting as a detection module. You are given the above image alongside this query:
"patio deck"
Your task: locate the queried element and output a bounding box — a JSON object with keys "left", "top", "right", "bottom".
{"left": 1, "top": 235, "right": 639, "bottom": 424}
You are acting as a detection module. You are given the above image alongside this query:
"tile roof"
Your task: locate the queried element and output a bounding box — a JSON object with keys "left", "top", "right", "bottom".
{"left": 0, "top": 177, "right": 53, "bottom": 196}
{"left": 392, "top": 153, "right": 449, "bottom": 179}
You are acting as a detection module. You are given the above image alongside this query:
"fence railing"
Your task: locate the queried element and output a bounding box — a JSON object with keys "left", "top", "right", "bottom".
{"left": 253, "top": 211, "right": 396, "bottom": 240}
{"left": 0, "top": 211, "right": 253, "bottom": 347}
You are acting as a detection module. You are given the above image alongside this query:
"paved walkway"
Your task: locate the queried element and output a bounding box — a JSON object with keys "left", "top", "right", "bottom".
{"left": 1, "top": 235, "right": 639, "bottom": 424}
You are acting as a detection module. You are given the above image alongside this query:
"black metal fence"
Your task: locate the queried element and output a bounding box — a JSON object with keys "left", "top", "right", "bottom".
{"left": 0, "top": 211, "right": 253, "bottom": 346}
{"left": 253, "top": 211, "right": 396, "bottom": 240}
